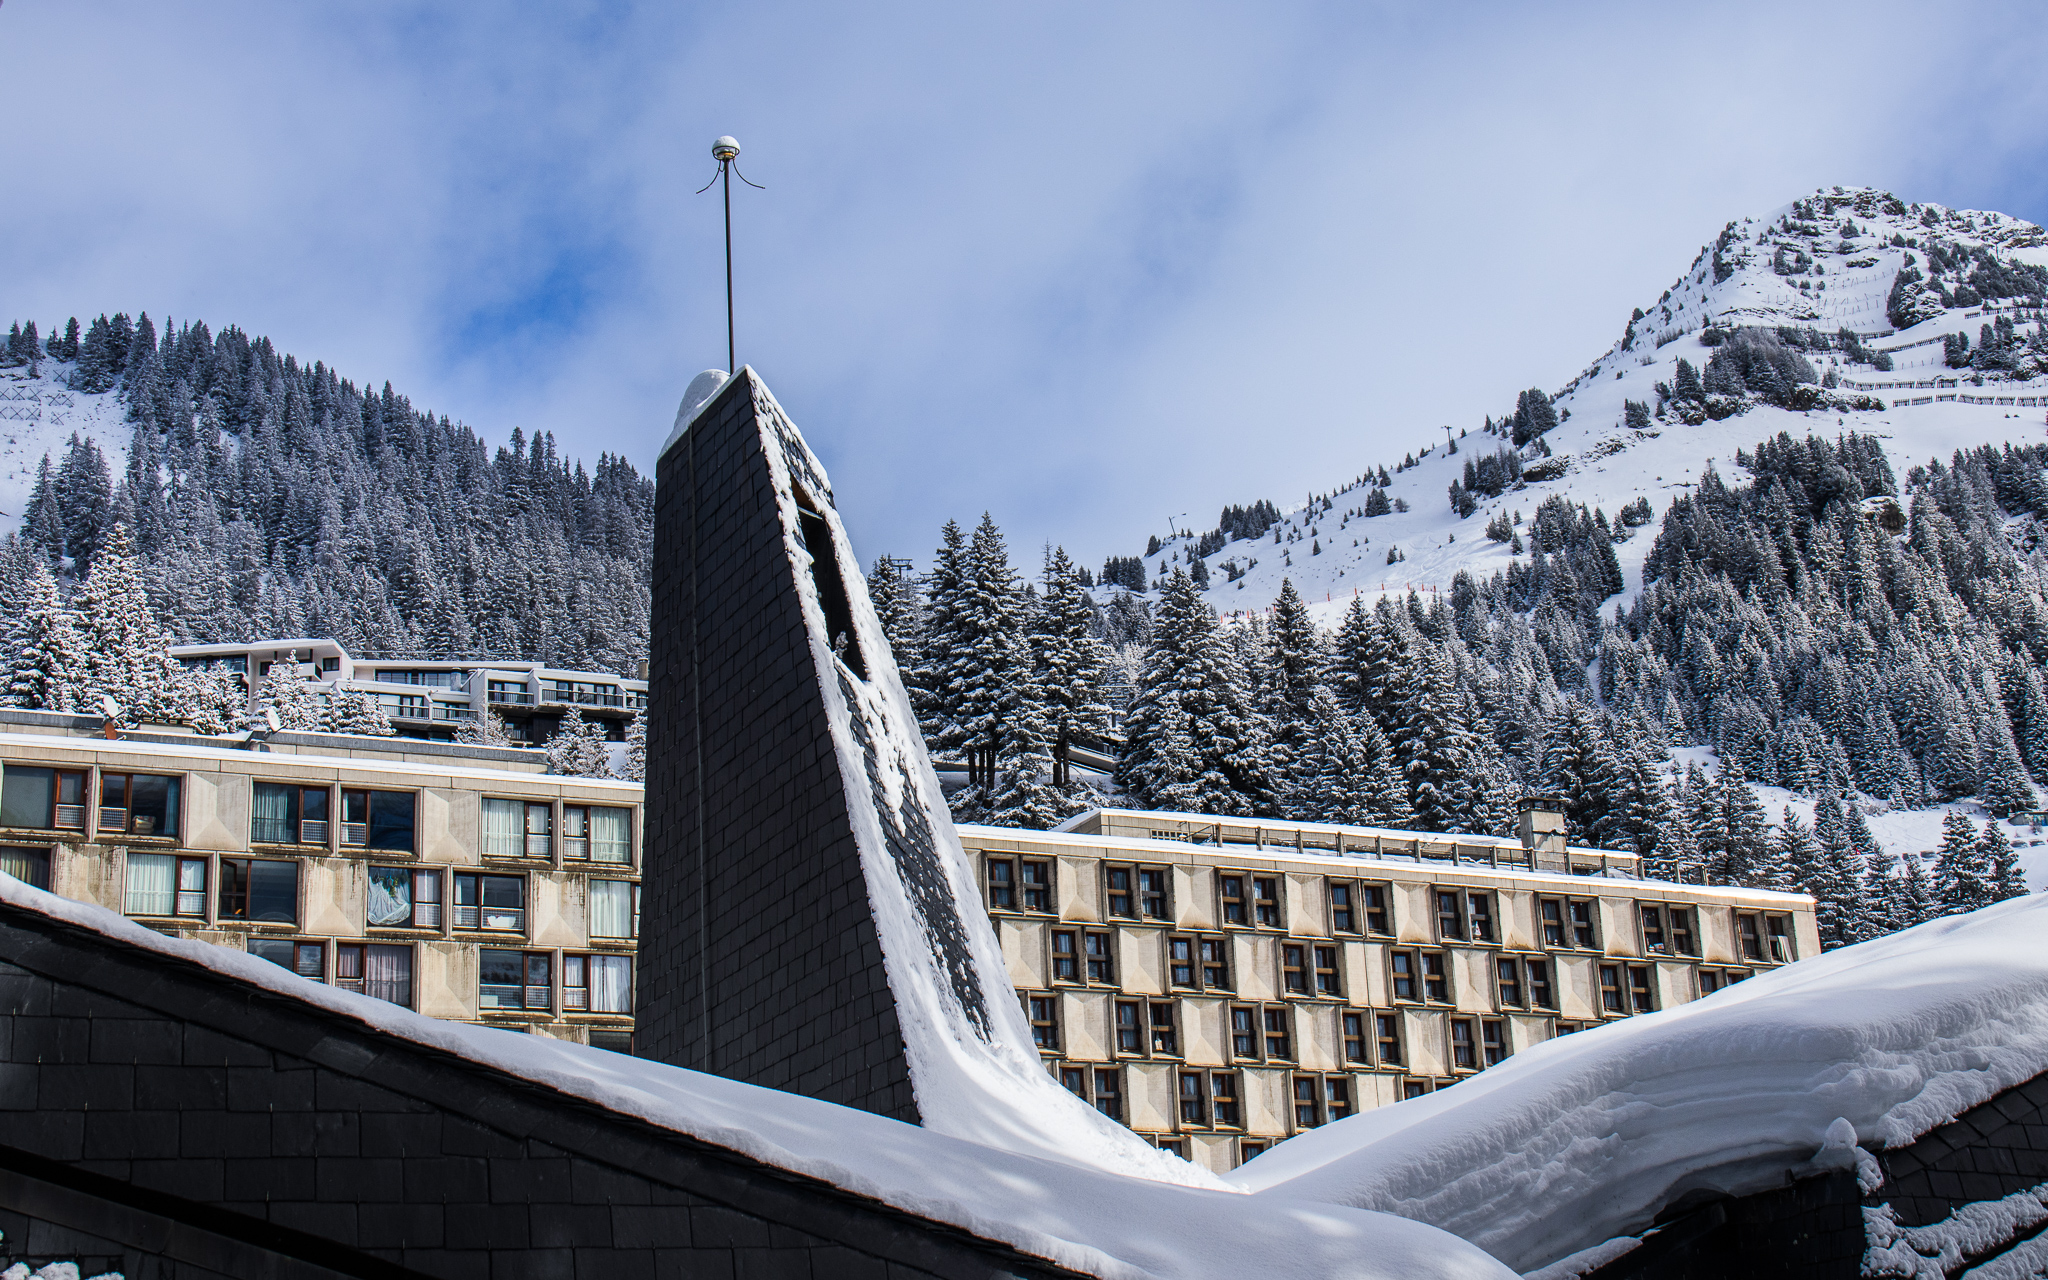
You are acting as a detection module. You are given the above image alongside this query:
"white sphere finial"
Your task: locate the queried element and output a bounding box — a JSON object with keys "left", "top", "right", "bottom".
{"left": 712, "top": 136, "right": 740, "bottom": 162}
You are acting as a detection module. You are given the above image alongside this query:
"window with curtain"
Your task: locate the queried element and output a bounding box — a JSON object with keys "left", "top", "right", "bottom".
{"left": 1, "top": 768, "right": 54, "bottom": 829}
{"left": 481, "top": 799, "right": 521, "bottom": 859}
{"left": 367, "top": 865, "right": 414, "bottom": 927}
{"left": 252, "top": 783, "right": 296, "bottom": 844}
{"left": 363, "top": 944, "right": 412, "bottom": 1008}
{"left": 125, "top": 853, "right": 176, "bottom": 915}
{"left": 590, "top": 879, "right": 635, "bottom": 939}
{"left": 589, "top": 954, "right": 631, "bottom": 1013}
{"left": 0, "top": 847, "right": 50, "bottom": 890}
{"left": 590, "top": 808, "right": 631, "bottom": 864}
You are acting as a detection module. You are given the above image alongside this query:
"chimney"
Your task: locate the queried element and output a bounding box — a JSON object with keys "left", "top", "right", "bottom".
{"left": 1517, "top": 795, "right": 1566, "bottom": 859}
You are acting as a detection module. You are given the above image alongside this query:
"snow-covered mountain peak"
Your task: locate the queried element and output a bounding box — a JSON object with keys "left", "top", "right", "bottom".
{"left": 1127, "top": 187, "right": 2048, "bottom": 628}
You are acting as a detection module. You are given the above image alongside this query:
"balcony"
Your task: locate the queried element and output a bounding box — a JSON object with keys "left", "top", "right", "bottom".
{"left": 545, "top": 687, "right": 625, "bottom": 709}
{"left": 488, "top": 690, "right": 536, "bottom": 706}
{"left": 433, "top": 706, "right": 476, "bottom": 722}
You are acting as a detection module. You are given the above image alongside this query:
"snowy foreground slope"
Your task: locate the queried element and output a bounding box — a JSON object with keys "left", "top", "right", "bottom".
{"left": 0, "top": 359, "right": 125, "bottom": 526}
{"left": 0, "top": 872, "right": 1515, "bottom": 1280}
{"left": 1149, "top": 186, "right": 2048, "bottom": 627}
{"left": 1234, "top": 894, "right": 2048, "bottom": 1275}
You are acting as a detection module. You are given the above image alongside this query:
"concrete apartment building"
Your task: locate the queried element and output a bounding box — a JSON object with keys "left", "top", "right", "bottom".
{"left": 0, "top": 709, "right": 642, "bottom": 1049}
{"left": 959, "top": 806, "right": 1817, "bottom": 1172}
{"left": 169, "top": 637, "right": 649, "bottom": 745}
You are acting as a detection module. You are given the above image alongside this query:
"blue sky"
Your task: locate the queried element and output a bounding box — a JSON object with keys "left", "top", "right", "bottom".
{"left": 4, "top": 1, "right": 2047, "bottom": 575}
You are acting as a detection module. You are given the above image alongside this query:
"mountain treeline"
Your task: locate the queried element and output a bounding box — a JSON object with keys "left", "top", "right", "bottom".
{"left": 3, "top": 313, "right": 654, "bottom": 673}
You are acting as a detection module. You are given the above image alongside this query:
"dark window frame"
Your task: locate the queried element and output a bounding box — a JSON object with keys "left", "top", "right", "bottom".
{"left": 217, "top": 856, "right": 301, "bottom": 925}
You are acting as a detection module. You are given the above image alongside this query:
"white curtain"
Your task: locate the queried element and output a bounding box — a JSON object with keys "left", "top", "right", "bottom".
{"left": 591, "top": 807, "right": 631, "bottom": 864}
{"left": 590, "top": 880, "right": 633, "bottom": 938}
{"left": 367, "top": 867, "right": 412, "bottom": 926}
{"left": 590, "top": 955, "right": 631, "bottom": 1012}
{"left": 365, "top": 944, "right": 412, "bottom": 1008}
{"left": 125, "top": 854, "right": 175, "bottom": 915}
{"left": 253, "top": 784, "right": 292, "bottom": 844}
{"left": 481, "top": 798, "right": 520, "bottom": 859}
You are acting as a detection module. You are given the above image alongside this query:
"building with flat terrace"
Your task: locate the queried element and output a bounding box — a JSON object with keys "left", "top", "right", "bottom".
{"left": 169, "top": 637, "right": 648, "bottom": 745}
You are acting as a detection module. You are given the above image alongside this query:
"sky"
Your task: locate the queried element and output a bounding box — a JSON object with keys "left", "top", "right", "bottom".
{"left": 4, "top": 1, "right": 2048, "bottom": 576}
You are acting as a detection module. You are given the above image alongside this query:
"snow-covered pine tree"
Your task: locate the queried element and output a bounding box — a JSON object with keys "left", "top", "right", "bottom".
{"left": 1897, "top": 852, "right": 1936, "bottom": 926}
{"left": 4, "top": 566, "right": 87, "bottom": 712}
{"left": 866, "top": 556, "right": 926, "bottom": 674}
{"left": 1981, "top": 819, "right": 2027, "bottom": 902}
{"left": 255, "top": 651, "right": 328, "bottom": 732}
{"left": 457, "top": 708, "right": 519, "bottom": 749}
{"left": 1770, "top": 807, "right": 1820, "bottom": 897}
{"left": 545, "top": 706, "right": 613, "bottom": 778}
{"left": 326, "top": 686, "right": 395, "bottom": 736}
{"left": 1811, "top": 790, "right": 1875, "bottom": 945}
{"left": 1541, "top": 701, "right": 1626, "bottom": 847}
{"left": 1118, "top": 569, "right": 1276, "bottom": 817}
{"left": 1263, "top": 579, "right": 1324, "bottom": 815}
{"left": 1034, "top": 546, "right": 1113, "bottom": 790}
{"left": 1934, "top": 809, "right": 1992, "bottom": 914}
{"left": 1393, "top": 648, "right": 1490, "bottom": 834}
{"left": 1710, "top": 762, "right": 1774, "bottom": 886}
{"left": 176, "top": 663, "right": 247, "bottom": 736}
{"left": 619, "top": 707, "right": 647, "bottom": 781}
{"left": 72, "top": 524, "right": 183, "bottom": 724}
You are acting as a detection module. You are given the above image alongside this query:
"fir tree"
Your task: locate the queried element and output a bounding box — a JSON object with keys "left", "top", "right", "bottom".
{"left": 545, "top": 706, "right": 613, "bottom": 778}
{"left": 1035, "top": 546, "right": 1113, "bottom": 790}
{"left": 457, "top": 708, "right": 519, "bottom": 749}
{"left": 1772, "top": 807, "right": 1823, "bottom": 898}
{"left": 1981, "top": 819, "right": 2027, "bottom": 902}
{"left": 72, "top": 524, "right": 182, "bottom": 724}
{"left": 4, "top": 567, "right": 87, "bottom": 712}
{"left": 327, "top": 686, "right": 395, "bottom": 736}
{"left": 1935, "top": 808, "right": 1992, "bottom": 914}
{"left": 1541, "top": 701, "right": 1625, "bottom": 847}
{"left": 620, "top": 707, "right": 647, "bottom": 782}
{"left": 255, "top": 651, "right": 327, "bottom": 732}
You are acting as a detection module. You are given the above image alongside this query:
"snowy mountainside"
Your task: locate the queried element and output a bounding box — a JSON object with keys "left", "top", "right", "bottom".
{"left": 1138, "top": 186, "right": 2048, "bottom": 629}
{"left": 0, "top": 360, "right": 126, "bottom": 526}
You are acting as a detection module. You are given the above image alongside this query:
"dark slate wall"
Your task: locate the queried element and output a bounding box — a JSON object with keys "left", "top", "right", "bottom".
{"left": 1581, "top": 1171, "right": 1864, "bottom": 1280}
{"left": 1873, "top": 1069, "right": 2048, "bottom": 1228}
{"left": 640, "top": 370, "right": 919, "bottom": 1122}
{"left": 0, "top": 903, "right": 1084, "bottom": 1280}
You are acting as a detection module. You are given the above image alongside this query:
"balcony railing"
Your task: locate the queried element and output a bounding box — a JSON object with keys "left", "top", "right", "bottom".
{"left": 433, "top": 706, "right": 477, "bottom": 721}
{"left": 488, "top": 690, "right": 536, "bottom": 706}
{"left": 545, "top": 687, "right": 625, "bottom": 708}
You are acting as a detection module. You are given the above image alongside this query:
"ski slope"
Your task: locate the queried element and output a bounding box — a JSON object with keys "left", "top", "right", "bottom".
{"left": 1135, "top": 187, "right": 2048, "bottom": 631}
{"left": 0, "top": 357, "right": 127, "bottom": 528}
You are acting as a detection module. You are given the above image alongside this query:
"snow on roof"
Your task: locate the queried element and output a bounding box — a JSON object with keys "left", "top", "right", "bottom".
{"left": 1232, "top": 894, "right": 2048, "bottom": 1274}
{"left": 0, "top": 873, "right": 1514, "bottom": 1280}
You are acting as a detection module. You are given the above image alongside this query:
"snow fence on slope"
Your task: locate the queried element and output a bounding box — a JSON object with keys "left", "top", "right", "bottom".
{"left": 1233, "top": 894, "right": 2048, "bottom": 1274}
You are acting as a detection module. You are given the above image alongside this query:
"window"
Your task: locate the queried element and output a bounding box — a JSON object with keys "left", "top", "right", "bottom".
{"left": 251, "top": 938, "right": 325, "bottom": 981}
{"left": 1736, "top": 912, "right": 1764, "bottom": 961}
{"left": 1422, "top": 951, "right": 1449, "bottom": 1002}
{"left": 218, "top": 858, "right": 300, "bottom": 924}
{"left": 125, "top": 854, "right": 206, "bottom": 917}
{"left": 1057, "top": 1064, "right": 1124, "bottom": 1122}
{"left": 1264, "top": 1007, "right": 1292, "bottom": 1059}
{"left": 1376, "top": 1014, "right": 1404, "bottom": 1065}
{"left": 1481, "top": 1019, "right": 1509, "bottom": 1066}
{"left": 589, "top": 1029, "right": 634, "bottom": 1054}
{"left": 1, "top": 767, "right": 87, "bottom": 831}
{"left": 1230, "top": 1006, "right": 1258, "bottom": 1059}
{"left": 1211, "top": 1072, "right": 1241, "bottom": 1127}
{"left": 1153, "top": 1137, "right": 1186, "bottom": 1158}
{"left": 1628, "top": 964, "right": 1656, "bottom": 1013}
{"left": 1330, "top": 882, "right": 1357, "bottom": 933}
{"left": 488, "top": 679, "right": 531, "bottom": 704}
{"left": 1238, "top": 1140, "right": 1267, "bottom": 1165}
{"left": 336, "top": 942, "right": 412, "bottom": 1008}
{"left": 1200, "top": 937, "right": 1230, "bottom": 989}
{"left": 1178, "top": 1072, "right": 1207, "bottom": 1126}
{"left": 1450, "top": 1018, "right": 1477, "bottom": 1070}
{"left": 1390, "top": 949, "right": 1418, "bottom": 1001}
{"left": 1149, "top": 1002, "right": 1179, "bottom": 1055}
{"left": 1554, "top": 1021, "right": 1583, "bottom": 1036}
{"left": 1699, "top": 969, "right": 1749, "bottom": 995}
{"left": 1496, "top": 957, "right": 1523, "bottom": 1008}
{"left": 0, "top": 847, "right": 50, "bottom": 890}
{"left": 1293, "top": 1076, "right": 1321, "bottom": 1128}
{"left": 379, "top": 669, "right": 463, "bottom": 688}
{"left": 1360, "top": 883, "right": 1391, "bottom": 935}
{"left": 1640, "top": 904, "right": 1666, "bottom": 953}
{"left": 1545, "top": 897, "right": 1596, "bottom": 948}
{"left": 561, "top": 806, "right": 590, "bottom": 860}
{"left": 1402, "top": 1079, "right": 1432, "bottom": 1100}
{"left": 1670, "top": 908, "right": 1697, "bottom": 956}
{"left": 1326, "top": 1076, "right": 1353, "bottom": 1122}
{"left": 253, "top": 783, "right": 329, "bottom": 845}
{"left": 1169, "top": 934, "right": 1195, "bottom": 987}
{"left": 589, "top": 807, "right": 632, "bottom": 864}
{"left": 341, "top": 789, "right": 413, "bottom": 851}
{"left": 1281, "top": 944, "right": 1308, "bottom": 994}
{"left": 367, "top": 866, "right": 442, "bottom": 929}
{"left": 563, "top": 953, "right": 632, "bottom": 1013}
{"left": 454, "top": 872, "right": 526, "bottom": 931}
{"left": 590, "top": 879, "right": 638, "bottom": 939}
{"left": 1314, "top": 946, "right": 1340, "bottom": 997}
{"left": 385, "top": 694, "right": 429, "bottom": 721}
{"left": 1220, "top": 874, "right": 1247, "bottom": 925}
{"left": 1435, "top": 891, "right": 1464, "bottom": 940}
{"left": 1052, "top": 930, "right": 1079, "bottom": 982}
{"left": 1528, "top": 958, "right": 1557, "bottom": 1010}
{"left": 1598, "top": 964, "right": 1624, "bottom": 1013}
{"left": 1140, "top": 868, "right": 1169, "bottom": 919}
{"left": 1765, "top": 914, "right": 1795, "bottom": 963}
{"left": 1085, "top": 931, "right": 1114, "bottom": 984}
{"left": 981, "top": 856, "right": 1048, "bottom": 913}
{"left": 1253, "top": 877, "right": 1281, "bottom": 927}
{"left": 99, "top": 773, "right": 181, "bottom": 838}
{"left": 1026, "top": 994, "right": 1059, "bottom": 1051}
{"left": 482, "top": 798, "right": 523, "bottom": 859}
{"left": 1115, "top": 1000, "right": 1145, "bottom": 1054}
{"left": 523, "top": 802, "right": 552, "bottom": 858}
{"left": 1467, "top": 892, "right": 1495, "bottom": 943}
{"left": 481, "top": 948, "right": 553, "bottom": 1012}
{"left": 1106, "top": 867, "right": 1134, "bottom": 918}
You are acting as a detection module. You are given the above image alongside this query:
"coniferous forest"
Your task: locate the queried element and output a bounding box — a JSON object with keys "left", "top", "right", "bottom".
{"left": 1, "top": 313, "right": 652, "bottom": 673}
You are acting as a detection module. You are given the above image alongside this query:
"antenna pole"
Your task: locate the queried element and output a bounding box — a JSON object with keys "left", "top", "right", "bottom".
{"left": 723, "top": 160, "right": 735, "bottom": 375}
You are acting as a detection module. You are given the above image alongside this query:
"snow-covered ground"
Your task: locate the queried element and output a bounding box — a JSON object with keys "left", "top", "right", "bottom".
{"left": 0, "top": 872, "right": 1518, "bottom": 1280}
{"left": 0, "top": 358, "right": 126, "bottom": 528}
{"left": 1233, "top": 892, "right": 2048, "bottom": 1276}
